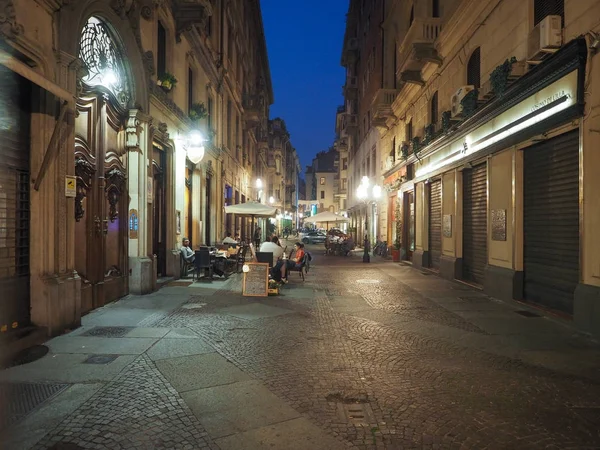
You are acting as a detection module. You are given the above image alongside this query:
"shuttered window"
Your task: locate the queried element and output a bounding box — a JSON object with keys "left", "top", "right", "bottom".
{"left": 463, "top": 163, "right": 487, "bottom": 284}
{"left": 467, "top": 48, "right": 481, "bottom": 89}
{"left": 534, "top": 0, "right": 564, "bottom": 26}
{"left": 430, "top": 91, "right": 438, "bottom": 125}
{"left": 428, "top": 180, "right": 442, "bottom": 270}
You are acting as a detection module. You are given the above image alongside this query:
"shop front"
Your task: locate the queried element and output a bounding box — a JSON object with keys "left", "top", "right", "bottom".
{"left": 393, "top": 39, "right": 588, "bottom": 323}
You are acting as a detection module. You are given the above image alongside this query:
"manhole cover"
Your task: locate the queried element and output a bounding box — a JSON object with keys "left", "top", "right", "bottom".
{"left": 2, "top": 345, "right": 49, "bottom": 369}
{"left": 83, "top": 354, "right": 119, "bottom": 365}
{"left": 0, "top": 382, "right": 70, "bottom": 430}
{"left": 181, "top": 303, "right": 207, "bottom": 310}
{"left": 515, "top": 310, "right": 541, "bottom": 318}
{"left": 81, "top": 326, "right": 134, "bottom": 337}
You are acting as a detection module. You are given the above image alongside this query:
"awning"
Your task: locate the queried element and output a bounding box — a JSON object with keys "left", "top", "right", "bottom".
{"left": 0, "top": 49, "right": 74, "bottom": 106}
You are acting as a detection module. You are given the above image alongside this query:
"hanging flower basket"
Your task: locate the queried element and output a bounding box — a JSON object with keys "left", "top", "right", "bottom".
{"left": 157, "top": 72, "right": 178, "bottom": 92}
{"left": 189, "top": 102, "right": 208, "bottom": 121}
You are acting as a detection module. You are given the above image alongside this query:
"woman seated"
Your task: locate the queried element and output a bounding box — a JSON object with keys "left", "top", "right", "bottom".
{"left": 283, "top": 242, "right": 305, "bottom": 282}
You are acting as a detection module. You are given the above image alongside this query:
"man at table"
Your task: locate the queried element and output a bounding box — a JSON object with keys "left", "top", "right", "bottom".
{"left": 260, "top": 236, "right": 286, "bottom": 281}
{"left": 180, "top": 238, "right": 194, "bottom": 263}
{"left": 222, "top": 232, "right": 237, "bottom": 245}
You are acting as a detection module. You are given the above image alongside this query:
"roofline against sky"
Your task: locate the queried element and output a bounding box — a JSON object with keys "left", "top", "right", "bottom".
{"left": 256, "top": 0, "right": 275, "bottom": 105}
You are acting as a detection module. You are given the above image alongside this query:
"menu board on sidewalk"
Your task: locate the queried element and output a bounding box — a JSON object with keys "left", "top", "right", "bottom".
{"left": 242, "top": 262, "right": 269, "bottom": 297}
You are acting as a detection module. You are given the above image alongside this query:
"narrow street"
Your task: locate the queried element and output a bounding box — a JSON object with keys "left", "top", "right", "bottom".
{"left": 1, "top": 243, "right": 600, "bottom": 450}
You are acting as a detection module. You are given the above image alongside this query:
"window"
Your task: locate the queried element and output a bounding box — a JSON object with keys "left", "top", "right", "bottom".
{"left": 226, "top": 100, "right": 232, "bottom": 148}
{"left": 157, "top": 21, "right": 167, "bottom": 77}
{"left": 430, "top": 91, "right": 438, "bottom": 125}
{"left": 207, "top": 97, "right": 213, "bottom": 128}
{"left": 390, "top": 137, "right": 396, "bottom": 162}
{"left": 235, "top": 115, "right": 240, "bottom": 160}
{"left": 534, "top": 0, "right": 564, "bottom": 26}
{"left": 320, "top": 177, "right": 325, "bottom": 185}
{"left": 342, "top": 158, "right": 348, "bottom": 170}
{"left": 342, "top": 178, "right": 347, "bottom": 190}
{"left": 406, "top": 119, "right": 413, "bottom": 141}
{"left": 467, "top": 47, "right": 481, "bottom": 89}
{"left": 432, "top": 0, "right": 440, "bottom": 18}
{"left": 320, "top": 191, "right": 325, "bottom": 199}
{"left": 409, "top": 6, "right": 414, "bottom": 27}
{"left": 372, "top": 149, "right": 376, "bottom": 176}
{"left": 187, "top": 68, "right": 193, "bottom": 114}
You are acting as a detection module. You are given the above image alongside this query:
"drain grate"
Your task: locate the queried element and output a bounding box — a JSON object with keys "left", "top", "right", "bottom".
{"left": 515, "top": 310, "right": 541, "bottom": 318}
{"left": 81, "top": 326, "right": 135, "bottom": 337}
{"left": 0, "top": 382, "right": 70, "bottom": 430}
{"left": 337, "top": 402, "right": 376, "bottom": 426}
{"left": 83, "top": 354, "right": 119, "bottom": 365}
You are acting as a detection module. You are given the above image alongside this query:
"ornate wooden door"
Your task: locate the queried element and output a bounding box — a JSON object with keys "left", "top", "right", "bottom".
{"left": 75, "top": 94, "right": 128, "bottom": 313}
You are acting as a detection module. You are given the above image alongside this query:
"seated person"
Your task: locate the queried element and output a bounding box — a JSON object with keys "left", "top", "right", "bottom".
{"left": 180, "top": 238, "right": 195, "bottom": 263}
{"left": 283, "top": 242, "right": 305, "bottom": 281}
{"left": 260, "top": 236, "right": 286, "bottom": 281}
{"left": 222, "top": 232, "right": 238, "bottom": 245}
{"left": 341, "top": 236, "right": 355, "bottom": 255}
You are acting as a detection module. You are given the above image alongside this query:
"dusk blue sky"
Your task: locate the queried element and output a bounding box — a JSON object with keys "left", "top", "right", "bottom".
{"left": 261, "top": 0, "right": 348, "bottom": 174}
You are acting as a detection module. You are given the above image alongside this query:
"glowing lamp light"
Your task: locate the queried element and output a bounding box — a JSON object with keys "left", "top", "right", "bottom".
{"left": 298, "top": 213, "right": 303, "bottom": 218}
{"left": 242, "top": 264, "right": 250, "bottom": 273}
{"left": 372, "top": 184, "right": 382, "bottom": 199}
{"left": 102, "top": 69, "right": 118, "bottom": 87}
{"left": 184, "top": 130, "right": 206, "bottom": 164}
{"left": 255, "top": 178, "right": 263, "bottom": 189}
{"left": 361, "top": 175, "right": 370, "bottom": 187}
{"left": 269, "top": 196, "right": 275, "bottom": 204}
{"left": 356, "top": 184, "right": 367, "bottom": 200}
{"left": 189, "top": 130, "right": 204, "bottom": 147}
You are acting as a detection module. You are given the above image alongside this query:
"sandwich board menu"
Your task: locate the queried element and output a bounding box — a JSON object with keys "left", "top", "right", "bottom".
{"left": 242, "top": 262, "right": 269, "bottom": 297}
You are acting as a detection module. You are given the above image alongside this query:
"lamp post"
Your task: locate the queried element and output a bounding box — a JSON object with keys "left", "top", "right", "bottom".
{"left": 356, "top": 176, "right": 382, "bottom": 263}
{"left": 182, "top": 130, "right": 206, "bottom": 164}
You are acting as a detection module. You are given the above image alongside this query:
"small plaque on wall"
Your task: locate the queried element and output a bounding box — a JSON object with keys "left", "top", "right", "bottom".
{"left": 147, "top": 177, "right": 153, "bottom": 203}
{"left": 129, "top": 209, "right": 139, "bottom": 239}
{"left": 443, "top": 214, "right": 452, "bottom": 238}
{"left": 491, "top": 209, "right": 507, "bottom": 241}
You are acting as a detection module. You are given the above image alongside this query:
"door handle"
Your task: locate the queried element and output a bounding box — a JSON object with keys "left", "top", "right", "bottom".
{"left": 103, "top": 219, "right": 108, "bottom": 235}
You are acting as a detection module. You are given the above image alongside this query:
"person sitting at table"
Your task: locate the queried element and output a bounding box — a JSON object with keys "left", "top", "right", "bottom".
{"left": 222, "top": 232, "right": 237, "bottom": 245}
{"left": 260, "top": 236, "right": 286, "bottom": 281}
{"left": 282, "top": 242, "right": 305, "bottom": 282}
{"left": 180, "top": 238, "right": 195, "bottom": 263}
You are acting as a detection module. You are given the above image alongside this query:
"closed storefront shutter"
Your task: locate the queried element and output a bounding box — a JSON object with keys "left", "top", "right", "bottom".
{"left": 428, "top": 179, "right": 442, "bottom": 270}
{"left": 0, "top": 71, "right": 31, "bottom": 329}
{"left": 463, "top": 162, "right": 488, "bottom": 284}
{"left": 524, "top": 131, "right": 579, "bottom": 314}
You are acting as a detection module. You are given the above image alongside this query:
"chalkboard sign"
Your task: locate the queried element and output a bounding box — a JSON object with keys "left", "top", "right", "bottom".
{"left": 242, "top": 262, "right": 269, "bottom": 297}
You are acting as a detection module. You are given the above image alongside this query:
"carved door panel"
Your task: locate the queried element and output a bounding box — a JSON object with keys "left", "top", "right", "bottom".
{"left": 152, "top": 145, "right": 166, "bottom": 277}
{"left": 75, "top": 95, "right": 127, "bottom": 313}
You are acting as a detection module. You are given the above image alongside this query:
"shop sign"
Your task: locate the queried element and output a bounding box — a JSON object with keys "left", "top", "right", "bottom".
{"left": 415, "top": 70, "right": 579, "bottom": 178}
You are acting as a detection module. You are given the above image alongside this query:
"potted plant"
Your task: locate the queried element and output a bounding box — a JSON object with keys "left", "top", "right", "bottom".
{"left": 460, "top": 88, "right": 479, "bottom": 118}
{"left": 189, "top": 102, "right": 208, "bottom": 121}
{"left": 400, "top": 142, "right": 410, "bottom": 160}
{"left": 441, "top": 110, "right": 452, "bottom": 133}
{"left": 490, "top": 56, "right": 517, "bottom": 97}
{"left": 424, "top": 123, "right": 435, "bottom": 144}
{"left": 157, "top": 72, "right": 178, "bottom": 91}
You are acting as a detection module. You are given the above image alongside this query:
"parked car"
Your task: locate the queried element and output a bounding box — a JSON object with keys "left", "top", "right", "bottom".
{"left": 302, "top": 231, "right": 327, "bottom": 245}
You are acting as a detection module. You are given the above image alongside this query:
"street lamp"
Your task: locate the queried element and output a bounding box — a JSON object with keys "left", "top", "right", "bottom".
{"left": 356, "top": 176, "right": 382, "bottom": 263}
{"left": 255, "top": 178, "right": 263, "bottom": 202}
{"left": 269, "top": 196, "right": 275, "bottom": 205}
{"left": 180, "top": 130, "right": 206, "bottom": 164}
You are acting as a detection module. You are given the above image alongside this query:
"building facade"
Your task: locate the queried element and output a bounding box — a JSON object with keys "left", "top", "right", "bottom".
{"left": 363, "top": 0, "right": 600, "bottom": 335}
{"left": 0, "top": 0, "right": 272, "bottom": 336}
{"left": 340, "top": 0, "right": 386, "bottom": 245}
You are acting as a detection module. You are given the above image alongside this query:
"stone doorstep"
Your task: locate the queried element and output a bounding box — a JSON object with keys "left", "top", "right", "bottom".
{"left": 0, "top": 327, "right": 48, "bottom": 368}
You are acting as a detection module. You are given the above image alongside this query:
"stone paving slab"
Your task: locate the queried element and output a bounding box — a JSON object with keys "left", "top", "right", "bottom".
{"left": 216, "top": 303, "right": 295, "bottom": 320}
{"left": 164, "top": 328, "right": 202, "bottom": 339}
{"left": 155, "top": 353, "right": 251, "bottom": 393}
{"left": 0, "top": 353, "right": 137, "bottom": 384}
{"left": 214, "top": 417, "right": 349, "bottom": 450}
{"left": 125, "top": 327, "right": 170, "bottom": 338}
{"left": 46, "top": 336, "right": 158, "bottom": 355}
{"left": 182, "top": 380, "right": 301, "bottom": 438}
{"left": 146, "top": 337, "right": 215, "bottom": 361}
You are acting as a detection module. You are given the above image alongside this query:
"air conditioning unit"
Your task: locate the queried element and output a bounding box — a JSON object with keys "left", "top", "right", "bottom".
{"left": 451, "top": 85, "right": 475, "bottom": 118}
{"left": 528, "top": 15, "right": 562, "bottom": 61}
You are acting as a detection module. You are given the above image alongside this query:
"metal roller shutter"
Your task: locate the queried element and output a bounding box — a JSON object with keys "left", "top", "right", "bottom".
{"left": 463, "top": 163, "right": 488, "bottom": 284}
{"left": 0, "top": 71, "right": 31, "bottom": 329}
{"left": 428, "top": 179, "right": 442, "bottom": 270}
{"left": 524, "top": 131, "right": 579, "bottom": 314}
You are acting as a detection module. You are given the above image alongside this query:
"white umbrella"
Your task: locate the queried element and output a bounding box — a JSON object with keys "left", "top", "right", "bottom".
{"left": 304, "top": 211, "right": 349, "bottom": 224}
{"left": 224, "top": 202, "right": 276, "bottom": 241}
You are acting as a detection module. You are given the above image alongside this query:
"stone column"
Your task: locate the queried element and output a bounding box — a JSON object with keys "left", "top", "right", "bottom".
{"left": 127, "top": 110, "right": 154, "bottom": 294}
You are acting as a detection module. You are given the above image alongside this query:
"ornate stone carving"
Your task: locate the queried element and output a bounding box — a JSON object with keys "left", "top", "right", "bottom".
{"left": 142, "top": 50, "right": 155, "bottom": 77}
{"left": 74, "top": 157, "right": 95, "bottom": 222}
{"left": 140, "top": 1, "right": 153, "bottom": 20}
{"left": 149, "top": 82, "right": 190, "bottom": 125}
{"left": 205, "top": 159, "right": 214, "bottom": 177}
{"left": 172, "top": 0, "right": 213, "bottom": 42}
{"left": 105, "top": 167, "right": 126, "bottom": 222}
{"left": 109, "top": 0, "right": 135, "bottom": 19}
{"left": 126, "top": 109, "right": 145, "bottom": 150}
{"left": 0, "top": 0, "right": 24, "bottom": 39}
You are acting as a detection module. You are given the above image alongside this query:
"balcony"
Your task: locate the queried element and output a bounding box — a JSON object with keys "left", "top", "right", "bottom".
{"left": 173, "top": 0, "right": 213, "bottom": 40}
{"left": 243, "top": 94, "right": 261, "bottom": 128}
{"left": 371, "top": 89, "right": 399, "bottom": 130}
{"left": 343, "top": 76, "right": 358, "bottom": 100}
{"left": 397, "top": 17, "right": 443, "bottom": 87}
{"left": 343, "top": 113, "right": 358, "bottom": 133}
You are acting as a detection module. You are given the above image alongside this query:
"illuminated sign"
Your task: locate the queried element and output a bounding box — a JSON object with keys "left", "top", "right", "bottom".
{"left": 415, "top": 70, "right": 578, "bottom": 178}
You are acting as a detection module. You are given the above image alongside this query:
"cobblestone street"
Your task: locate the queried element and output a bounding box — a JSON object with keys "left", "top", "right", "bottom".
{"left": 2, "top": 245, "right": 600, "bottom": 450}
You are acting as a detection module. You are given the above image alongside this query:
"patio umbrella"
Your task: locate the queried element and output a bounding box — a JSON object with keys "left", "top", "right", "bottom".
{"left": 224, "top": 201, "right": 277, "bottom": 241}
{"left": 304, "top": 211, "right": 349, "bottom": 232}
